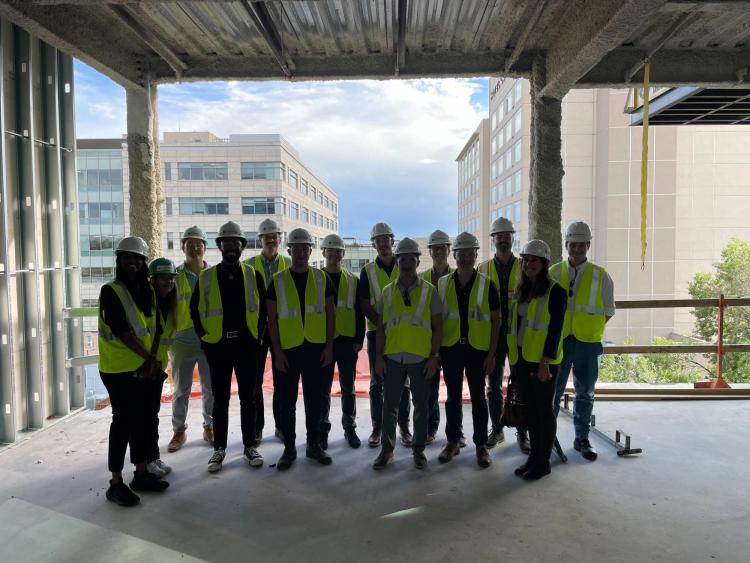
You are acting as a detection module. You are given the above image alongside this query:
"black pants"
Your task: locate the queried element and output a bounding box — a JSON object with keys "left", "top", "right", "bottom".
{"left": 427, "top": 368, "right": 440, "bottom": 434}
{"left": 204, "top": 336, "right": 260, "bottom": 450}
{"left": 487, "top": 338, "right": 509, "bottom": 429}
{"left": 367, "top": 330, "right": 410, "bottom": 429}
{"left": 280, "top": 342, "right": 325, "bottom": 448}
{"left": 145, "top": 376, "right": 165, "bottom": 463}
{"left": 514, "top": 355, "right": 559, "bottom": 465}
{"left": 254, "top": 334, "right": 283, "bottom": 433}
{"left": 441, "top": 344, "right": 489, "bottom": 446}
{"left": 100, "top": 372, "right": 150, "bottom": 473}
{"left": 320, "top": 336, "right": 358, "bottom": 437}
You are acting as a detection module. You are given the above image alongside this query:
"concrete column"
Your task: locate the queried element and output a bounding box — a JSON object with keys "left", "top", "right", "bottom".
{"left": 125, "top": 80, "right": 163, "bottom": 258}
{"left": 529, "top": 54, "right": 564, "bottom": 263}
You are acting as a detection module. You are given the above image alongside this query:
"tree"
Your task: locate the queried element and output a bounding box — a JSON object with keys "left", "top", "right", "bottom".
{"left": 599, "top": 336, "right": 700, "bottom": 384}
{"left": 687, "top": 237, "right": 750, "bottom": 383}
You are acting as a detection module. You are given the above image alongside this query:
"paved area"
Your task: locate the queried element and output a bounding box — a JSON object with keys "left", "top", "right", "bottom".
{"left": 1, "top": 397, "right": 748, "bottom": 562}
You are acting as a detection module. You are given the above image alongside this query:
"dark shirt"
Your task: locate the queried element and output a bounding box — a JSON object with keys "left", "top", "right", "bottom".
{"left": 452, "top": 271, "right": 500, "bottom": 339}
{"left": 493, "top": 254, "right": 516, "bottom": 329}
{"left": 357, "top": 256, "right": 396, "bottom": 301}
{"left": 516, "top": 283, "right": 567, "bottom": 360}
{"left": 189, "top": 263, "right": 267, "bottom": 343}
{"left": 266, "top": 269, "right": 335, "bottom": 327}
{"left": 325, "top": 269, "right": 366, "bottom": 345}
{"left": 99, "top": 284, "right": 132, "bottom": 338}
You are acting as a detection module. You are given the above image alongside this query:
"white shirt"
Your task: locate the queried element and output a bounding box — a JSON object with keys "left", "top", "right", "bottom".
{"left": 566, "top": 258, "right": 616, "bottom": 317}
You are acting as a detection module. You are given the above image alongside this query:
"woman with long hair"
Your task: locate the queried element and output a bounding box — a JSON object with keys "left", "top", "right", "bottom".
{"left": 98, "top": 237, "right": 169, "bottom": 507}
{"left": 508, "top": 240, "right": 567, "bottom": 481}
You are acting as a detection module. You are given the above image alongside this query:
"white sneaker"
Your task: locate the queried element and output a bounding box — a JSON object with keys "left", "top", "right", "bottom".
{"left": 147, "top": 459, "right": 171, "bottom": 478}
{"left": 208, "top": 448, "right": 226, "bottom": 473}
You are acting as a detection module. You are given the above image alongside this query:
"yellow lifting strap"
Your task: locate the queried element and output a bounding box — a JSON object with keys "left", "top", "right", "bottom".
{"left": 640, "top": 59, "right": 651, "bottom": 270}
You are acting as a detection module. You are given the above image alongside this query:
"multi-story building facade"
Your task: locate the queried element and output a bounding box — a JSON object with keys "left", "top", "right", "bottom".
{"left": 456, "top": 119, "right": 490, "bottom": 249}
{"left": 460, "top": 79, "right": 750, "bottom": 344}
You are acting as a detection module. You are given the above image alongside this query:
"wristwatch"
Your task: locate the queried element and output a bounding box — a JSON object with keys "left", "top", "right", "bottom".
{"left": 430, "top": 352, "right": 440, "bottom": 359}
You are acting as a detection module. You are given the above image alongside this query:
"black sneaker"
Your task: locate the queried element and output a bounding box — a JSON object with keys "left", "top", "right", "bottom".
{"left": 105, "top": 481, "right": 140, "bottom": 507}
{"left": 522, "top": 461, "right": 551, "bottom": 481}
{"left": 425, "top": 431, "right": 437, "bottom": 445}
{"left": 413, "top": 451, "right": 427, "bottom": 469}
{"left": 243, "top": 446, "right": 263, "bottom": 468}
{"left": 399, "top": 423, "right": 413, "bottom": 448}
{"left": 514, "top": 459, "right": 533, "bottom": 477}
{"left": 517, "top": 430, "right": 531, "bottom": 454}
{"left": 277, "top": 447, "right": 297, "bottom": 471}
{"left": 345, "top": 428, "right": 361, "bottom": 449}
{"left": 306, "top": 443, "right": 332, "bottom": 465}
{"left": 320, "top": 434, "right": 329, "bottom": 450}
{"left": 130, "top": 471, "right": 169, "bottom": 492}
{"left": 458, "top": 434, "right": 467, "bottom": 448}
{"left": 373, "top": 452, "right": 394, "bottom": 470}
{"left": 486, "top": 427, "right": 505, "bottom": 448}
{"left": 574, "top": 438, "right": 598, "bottom": 461}
{"left": 207, "top": 448, "right": 226, "bottom": 473}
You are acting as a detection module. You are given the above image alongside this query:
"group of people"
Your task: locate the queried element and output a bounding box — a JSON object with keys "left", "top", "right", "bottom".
{"left": 98, "top": 216, "right": 614, "bottom": 507}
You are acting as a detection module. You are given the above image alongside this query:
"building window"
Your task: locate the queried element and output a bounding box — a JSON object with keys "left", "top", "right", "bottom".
{"left": 514, "top": 201, "right": 522, "bottom": 224}
{"left": 205, "top": 232, "right": 218, "bottom": 249}
{"left": 505, "top": 150, "right": 512, "bottom": 170}
{"left": 302, "top": 207, "right": 309, "bottom": 223}
{"left": 515, "top": 79, "right": 523, "bottom": 105}
{"left": 300, "top": 178, "right": 309, "bottom": 196}
{"left": 164, "top": 162, "right": 172, "bottom": 181}
{"left": 242, "top": 197, "right": 286, "bottom": 215}
{"left": 166, "top": 232, "right": 175, "bottom": 250}
{"left": 514, "top": 170, "right": 522, "bottom": 193}
{"left": 514, "top": 111, "right": 522, "bottom": 135}
{"left": 311, "top": 211, "right": 318, "bottom": 226}
{"left": 179, "top": 197, "right": 229, "bottom": 215}
{"left": 290, "top": 201, "right": 299, "bottom": 220}
{"left": 166, "top": 197, "right": 173, "bottom": 216}
{"left": 243, "top": 232, "right": 262, "bottom": 250}
{"left": 514, "top": 140, "right": 522, "bottom": 163}
{"left": 310, "top": 185, "right": 317, "bottom": 201}
{"left": 288, "top": 169, "right": 299, "bottom": 190}
{"left": 177, "top": 162, "right": 228, "bottom": 181}
{"left": 240, "top": 161, "right": 285, "bottom": 180}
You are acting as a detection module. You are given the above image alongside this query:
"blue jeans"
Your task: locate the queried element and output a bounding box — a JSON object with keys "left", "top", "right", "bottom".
{"left": 553, "top": 338, "right": 603, "bottom": 439}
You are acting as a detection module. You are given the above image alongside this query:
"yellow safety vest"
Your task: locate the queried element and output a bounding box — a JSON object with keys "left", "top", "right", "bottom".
{"left": 98, "top": 280, "right": 156, "bottom": 373}
{"left": 507, "top": 282, "right": 564, "bottom": 365}
{"left": 273, "top": 267, "right": 327, "bottom": 349}
{"left": 328, "top": 268, "right": 357, "bottom": 338}
{"left": 382, "top": 278, "right": 434, "bottom": 359}
{"left": 247, "top": 253, "right": 288, "bottom": 288}
{"left": 175, "top": 268, "right": 197, "bottom": 331}
{"left": 156, "top": 303, "right": 177, "bottom": 366}
{"left": 196, "top": 264, "right": 260, "bottom": 343}
{"left": 364, "top": 259, "right": 399, "bottom": 332}
{"left": 549, "top": 261, "right": 606, "bottom": 343}
{"left": 438, "top": 272, "right": 492, "bottom": 351}
{"left": 420, "top": 266, "right": 455, "bottom": 285}
{"left": 478, "top": 255, "right": 520, "bottom": 304}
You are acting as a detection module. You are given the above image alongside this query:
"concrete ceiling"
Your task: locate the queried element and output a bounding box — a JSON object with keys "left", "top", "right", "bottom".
{"left": 2, "top": 0, "right": 750, "bottom": 98}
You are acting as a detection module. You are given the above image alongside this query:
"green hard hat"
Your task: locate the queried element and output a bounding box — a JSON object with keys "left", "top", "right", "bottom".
{"left": 148, "top": 257, "right": 177, "bottom": 276}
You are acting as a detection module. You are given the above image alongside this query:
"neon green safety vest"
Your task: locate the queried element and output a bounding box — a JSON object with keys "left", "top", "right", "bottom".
{"left": 156, "top": 303, "right": 177, "bottom": 366}
{"left": 507, "top": 282, "right": 564, "bottom": 365}
{"left": 549, "top": 261, "right": 606, "bottom": 343}
{"left": 438, "top": 272, "right": 492, "bottom": 351}
{"left": 420, "top": 266, "right": 455, "bottom": 285}
{"left": 382, "top": 278, "right": 434, "bottom": 359}
{"left": 196, "top": 264, "right": 260, "bottom": 343}
{"left": 175, "top": 268, "right": 196, "bottom": 331}
{"left": 478, "top": 255, "right": 520, "bottom": 304}
{"left": 329, "top": 268, "right": 357, "bottom": 338}
{"left": 247, "top": 253, "right": 288, "bottom": 288}
{"left": 364, "top": 259, "right": 399, "bottom": 331}
{"left": 98, "top": 280, "right": 156, "bottom": 373}
{"left": 273, "top": 267, "right": 327, "bottom": 349}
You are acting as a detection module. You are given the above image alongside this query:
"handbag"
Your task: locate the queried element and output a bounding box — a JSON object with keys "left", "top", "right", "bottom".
{"left": 134, "top": 306, "right": 169, "bottom": 383}
{"left": 501, "top": 368, "right": 527, "bottom": 429}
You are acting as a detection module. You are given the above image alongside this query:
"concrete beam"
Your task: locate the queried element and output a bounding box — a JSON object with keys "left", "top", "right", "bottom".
{"left": 579, "top": 48, "right": 750, "bottom": 87}
{"left": 240, "top": 0, "right": 294, "bottom": 78}
{"left": 126, "top": 81, "right": 163, "bottom": 259}
{"left": 528, "top": 55, "right": 564, "bottom": 263}
{"left": 538, "top": 0, "right": 668, "bottom": 100}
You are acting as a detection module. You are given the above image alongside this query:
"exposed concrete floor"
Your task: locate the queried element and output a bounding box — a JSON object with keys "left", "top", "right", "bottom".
{"left": 1, "top": 397, "right": 749, "bottom": 562}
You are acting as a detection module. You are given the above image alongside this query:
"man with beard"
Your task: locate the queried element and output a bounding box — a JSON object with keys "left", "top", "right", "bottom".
{"left": 245, "top": 218, "right": 289, "bottom": 443}
{"left": 190, "top": 221, "right": 267, "bottom": 473}
{"left": 478, "top": 217, "right": 530, "bottom": 453}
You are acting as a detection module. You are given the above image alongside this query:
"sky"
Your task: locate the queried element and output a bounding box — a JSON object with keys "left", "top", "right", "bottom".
{"left": 74, "top": 61, "right": 490, "bottom": 240}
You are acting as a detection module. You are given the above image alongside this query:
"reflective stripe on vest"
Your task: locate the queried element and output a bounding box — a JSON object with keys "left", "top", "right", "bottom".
{"left": 334, "top": 269, "right": 357, "bottom": 338}
{"left": 197, "top": 264, "right": 260, "bottom": 343}
{"left": 175, "top": 269, "right": 195, "bottom": 331}
{"left": 439, "top": 272, "right": 492, "bottom": 350}
{"left": 478, "top": 257, "right": 520, "bottom": 303}
{"left": 250, "top": 254, "right": 288, "bottom": 288}
{"left": 365, "top": 260, "right": 399, "bottom": 331}
{"left": 382, "top": 278, "right": 433, "bottom": 358}
{"left": 507, "top": 283, "right": 563, "bottom": 365}
{"left": 275, "top": 267, "right": 327, "bottom": 349}
{"left": 550, "top": 261, "right": 606, "bottom": 343}
{"left": 420, "top": 267, "right": 455, "bottom": 286}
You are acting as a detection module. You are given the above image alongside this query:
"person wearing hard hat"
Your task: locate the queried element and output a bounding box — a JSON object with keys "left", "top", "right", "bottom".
{"left": 144, "top": 258, "right": 179, "bottom": 479}
{"left": 437, "top": 232, "right": 501, "bottom": 469}
{"left": 372, "top": 238, "right": 443, "bottom": 470}
{"left": 508, "top": 240, "right": 567, "bottom": 480}
{"left": 98, "top": 236, "right": 169, "bottom": 507}
{"left": 167, "top": 226, "right": 214, "bottom": 454}
{"left": 189, "top": 221, "right": 267, "bottom": 473}
{"left": 245, "top": 218, "right": 290, "bottom": 444}
{"left": 319, "top": 234, "right": 365, "bottom": 449}
{"left": 359, "top": 222, "right": 412, "bottom": 449}
{"left": 420, "top": 229, "right": 455, "bottom": 445}
{"left": 550, "top": 221, "right": 615, "bottom": 462}
{"left": 478, "top": 217, "right": 530, "bottom": 453}
{"left": 266, "top": 228, "right": 335, "bottom": 470}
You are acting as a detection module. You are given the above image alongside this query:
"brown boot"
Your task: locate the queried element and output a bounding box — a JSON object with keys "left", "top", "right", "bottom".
{"left": 438, "top": 442, "right": 461, "bottom": 464}
{"left": 368, "top": 428, "right": 381, "bottom": 448}
{"left": 167, "top": 431, "right": 186, "bottom": 453}
{"left": 203, "top": 427, "right": 214, "bottom": 446}
{"left": 476, "top": 445, "right": 492, "bottom": 468}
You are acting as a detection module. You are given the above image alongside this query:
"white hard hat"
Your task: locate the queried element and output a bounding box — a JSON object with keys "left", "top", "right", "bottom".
{"left": 370, "top": 222, "right": 394, "bottom": 240}
{"left": 216, "top": 221, "right": 246, "bottom": 245}
{"left": 394, "top": 237, "right": 421, "bottom": 256}
{"left": 321, "top": 234, "right": 345, "bottom": 250}
{"left": 116, "top": 236, "right": 148, "bottom": 258}
{"left": 258, "top": 218, "right": 282, "bottom": 236}
{"left": 490, "top": 217, "right": 515, "bottom": 235}
{"left": 565, "top": 221, "right": 592, "bottom": 243}
{"left": 427, "top": 229, "right": 451, "bottom": 247}
{"left": 453, "top": 231, "right": 480, "bottom": 250}
{"left": 521, "top": 239, "right": 551, "bottom": 261}
{"left": 287, "top": 228, "right": 313, "bottom": 245}
{"left": 181, "top": 225, "right": 207, "bottom": 242}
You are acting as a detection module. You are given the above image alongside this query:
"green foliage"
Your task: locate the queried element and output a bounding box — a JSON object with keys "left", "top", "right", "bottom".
{"left": 600, "top": 336, "right": 701, "bottom": 384}
{"left": 687, "top": 237, "right": 750, "bottom": 383}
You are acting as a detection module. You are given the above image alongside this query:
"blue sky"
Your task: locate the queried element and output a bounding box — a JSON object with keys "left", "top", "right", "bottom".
{"left": 75, "top": 61, "right": 489, "bottom": 240}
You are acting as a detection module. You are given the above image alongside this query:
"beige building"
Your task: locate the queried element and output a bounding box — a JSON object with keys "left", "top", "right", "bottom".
{"left": 461, "top": 79, "right": 750, "bottom": 344}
